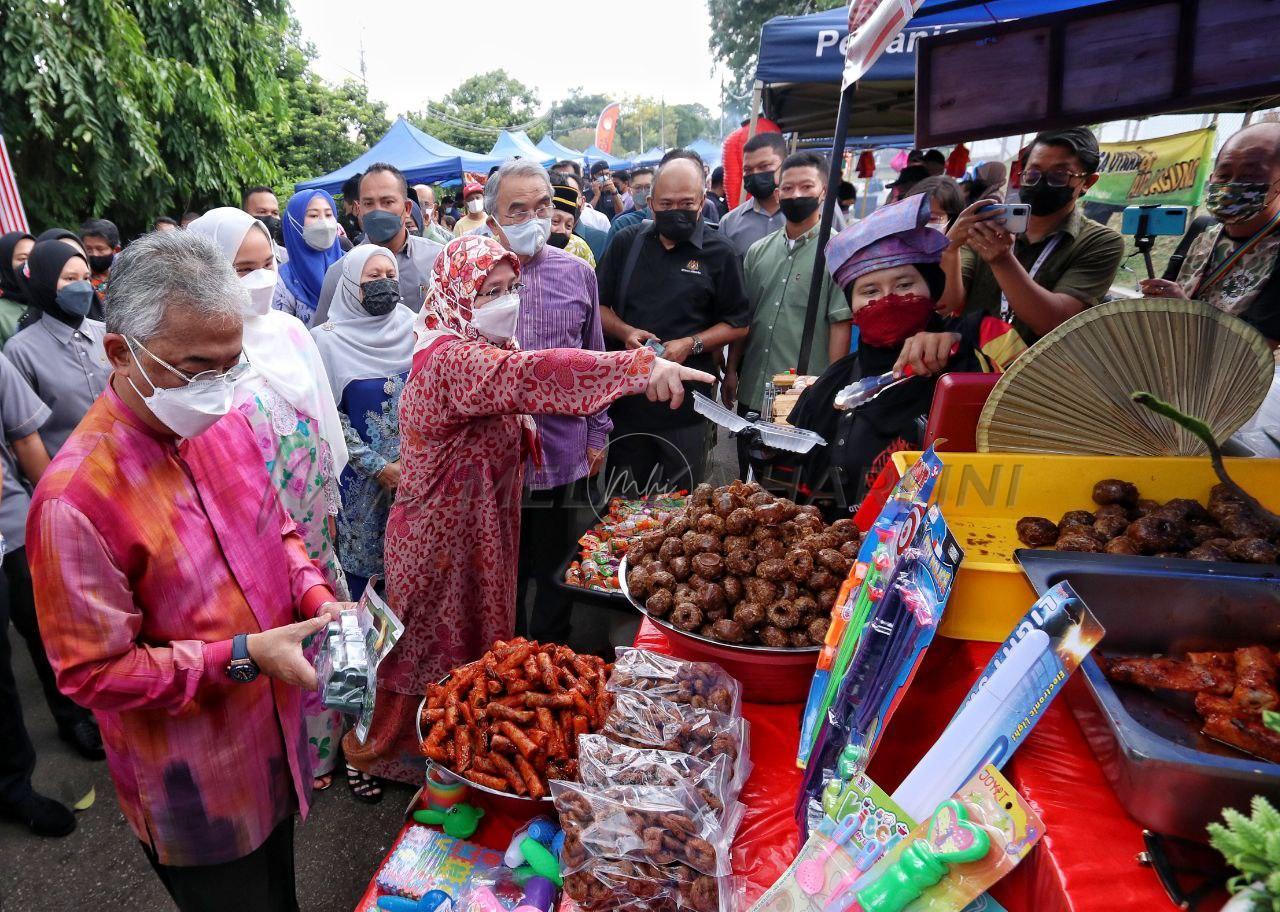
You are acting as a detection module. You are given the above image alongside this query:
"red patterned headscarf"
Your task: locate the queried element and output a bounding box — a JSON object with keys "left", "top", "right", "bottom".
{"left": 414, "top": 234, "right": 521, "bottom": 353}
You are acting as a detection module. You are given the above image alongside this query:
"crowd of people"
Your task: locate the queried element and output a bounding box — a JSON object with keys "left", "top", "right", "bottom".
{"left": 1, "top": 118, "right": 1278, "bottom": 911}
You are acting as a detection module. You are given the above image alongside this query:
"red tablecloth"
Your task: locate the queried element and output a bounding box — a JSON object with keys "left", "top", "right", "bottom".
{"left": 356, "top": 627, "right": 1177, "bottom": 911}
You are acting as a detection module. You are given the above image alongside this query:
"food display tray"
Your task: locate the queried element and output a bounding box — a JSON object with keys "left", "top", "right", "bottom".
{"left": 1018, "top": 548, "right": 1280, "bottom": 840}
{"left": 554, "top": 545, "right": 631, "bottom": 610}
{"left": 890, "top": 451, "right": 1280, "bottom": 641}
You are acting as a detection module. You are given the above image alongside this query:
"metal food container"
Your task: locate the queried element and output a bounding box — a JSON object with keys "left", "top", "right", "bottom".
{"left": 1018, "top": 548, "right": 1280, "bottom": 840}
{"left": 618, "top": 554, "right": 818, "bottom": 704}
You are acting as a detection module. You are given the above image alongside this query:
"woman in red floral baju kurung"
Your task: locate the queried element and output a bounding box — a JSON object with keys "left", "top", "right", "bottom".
{"left": 347, "top": 235, "right": 711, "bottom": 781}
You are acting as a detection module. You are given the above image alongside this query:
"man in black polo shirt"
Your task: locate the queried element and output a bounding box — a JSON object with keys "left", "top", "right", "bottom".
{"left": 598, "top": 150, "right": 750, "bottom": 491}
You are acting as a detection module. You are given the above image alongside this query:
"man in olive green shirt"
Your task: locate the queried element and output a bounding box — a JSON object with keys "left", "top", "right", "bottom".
{"left": 938, "top": 126, "right": 1124, "bottom": 346}
{"left": 725, "top": 150, "right": 853, "bottom": 416}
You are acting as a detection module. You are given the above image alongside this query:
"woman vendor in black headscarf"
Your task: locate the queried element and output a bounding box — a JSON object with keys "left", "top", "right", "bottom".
{"left": 786, "top": 194, "right": 1025, "bottom": 505}
{"left": 0, "top": 232, "right": 34, "bottom": 343}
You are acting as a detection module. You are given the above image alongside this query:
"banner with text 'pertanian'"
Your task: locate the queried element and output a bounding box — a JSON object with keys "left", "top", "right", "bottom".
{"left": 1091, "top": 127, "right": 1216, "bottom": 208}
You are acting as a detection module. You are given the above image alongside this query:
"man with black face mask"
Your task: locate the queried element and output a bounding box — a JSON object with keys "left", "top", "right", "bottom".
{"left": 79, "top": 217, "right": 120, "bottom": 314}
{"left": 719, "top": 132, "right": 789, "bottom": 258}
{"left": 242, "top": 185, "right": 287, "bottom": 264}
{"left": 598, "top": 150, "right": 750, "bottom": 490}
{"left": 312, "top": 162, "right": 445, "bottom": 324}
{"left": 724, "top": 152, "right": 852, "bottom": 438}
{"left": 938, "top": 126, "right": 1123, "bottom": 346}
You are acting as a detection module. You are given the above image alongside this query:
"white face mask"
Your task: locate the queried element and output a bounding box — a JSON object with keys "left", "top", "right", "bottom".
{"left": 466, "top": 198, "right": 485, "bottom": 215}
{"left": 502, "top": 217, "right": 550, "bottom": 258}
{"left": 125, "top": 339, "right": 244, "bottom": 439}
{"left": 239, "top": 268, "right": 277, "bottom": 317}
{"left": 470, "top": 292, "right": 521, "bottom": 343}
{"left": 302, "top": 218, "right": 338, "bottom": 251}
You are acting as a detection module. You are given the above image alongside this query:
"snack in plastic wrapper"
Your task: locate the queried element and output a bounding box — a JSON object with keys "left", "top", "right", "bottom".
{"left": 601, "top": 690, "right": 751, "bottom": 791}
{"left": 576, "top": 734, "right": 740, "bottom": 824}
{"left": 552, "top": 780, "right": 732, "bottom": 877}
{"left": 562, "top": 855, "right": 736, "bottom": 912}
{"left": 608, "top": 648, "right": 742, "bottom": 717}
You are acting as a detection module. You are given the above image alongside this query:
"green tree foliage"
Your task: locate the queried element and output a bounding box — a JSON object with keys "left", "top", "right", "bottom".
{"left": 545, "top": 89, "right": 613, "bottom": 136}
{"left": 257, "top": 29, "right": 389, "bottom": 196}
{"left": 707, "top": 0, "right": 845, "bottom": 96}
{"left": 543, "top": 92, "right": 720, "bottom": 156}
{"left": 410, "top": 71, "right": 543, "bottom": 152}
{"left": 1, "top": 0, "right": 292, "bottom": 234}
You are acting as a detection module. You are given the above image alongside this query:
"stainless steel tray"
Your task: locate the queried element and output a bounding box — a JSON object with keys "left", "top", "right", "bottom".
{"left": 1017, "top": 549, "right": 1280, "bottom": 840}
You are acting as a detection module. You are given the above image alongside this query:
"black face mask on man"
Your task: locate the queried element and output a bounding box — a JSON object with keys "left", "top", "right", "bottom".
{"left": 88, "top": 253, "right": 114, "bottom": 274}
{"left": 654, "top": 209, "right": 698, "bottom": 244}
{"left": 548, "top": 232, "right": 571, "bottom": 249}
{"left": 361, "top": 209, "right": 404, "bottom": 245}
{"left": 779, "top": 196, "right": 822, "bottom": 223}
{"left": 255, "top": 214, "right": 283, "bottom": 244}
{"left": 743, "top": 172, "right": 778, "bottom": 200}
{"left": 1019, "top": 181, "right": 1077, "bottom": 217}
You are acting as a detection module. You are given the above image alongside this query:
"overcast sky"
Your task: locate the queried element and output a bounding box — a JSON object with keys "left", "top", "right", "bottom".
{"left": 291, "top": 0, "right": 730, "bottom": 121}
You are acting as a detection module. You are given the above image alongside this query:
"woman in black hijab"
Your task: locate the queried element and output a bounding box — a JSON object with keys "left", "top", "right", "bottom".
{"left": 0, "top": 232, "right": 34, "bottom": 344}
{"left": 18, "top": 230, "right": 100, "bottom": 326}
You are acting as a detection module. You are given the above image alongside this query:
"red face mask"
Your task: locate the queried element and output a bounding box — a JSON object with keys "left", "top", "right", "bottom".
{"left": 852, "top": 292, "right": 935, "bottom": 348}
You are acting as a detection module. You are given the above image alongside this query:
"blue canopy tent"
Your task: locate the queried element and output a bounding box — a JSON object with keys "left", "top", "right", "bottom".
{"left": 632, "top": 147, "right": 666, "bottom": 167}
{"left": 296, "top": 117, "right": 501, "bottom": 195}
{"left": 686, "top": 139, "right": 723, "bottom": 169}
{"left": 535, "top": 134, "right": 585, "bottom": 164}
{"left": 489, "top": 130, "right": 555, "bottom": 166}
{"left": 583, "top": 145, "right": 634, "bottom": 171}
{"left": 755, "top": 0, "right": 1112, "bottom": 137}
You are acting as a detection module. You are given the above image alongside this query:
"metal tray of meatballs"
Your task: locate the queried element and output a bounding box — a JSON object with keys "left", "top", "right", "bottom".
{"left": 619, "top": 480, "right": 862, "bottom": 655}
{"left": 1019, "top": 548, "right": 1280, "bottom": 841}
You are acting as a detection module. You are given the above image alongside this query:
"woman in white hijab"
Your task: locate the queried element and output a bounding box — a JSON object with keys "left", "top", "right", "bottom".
{"left": 310, "top": 245, "right": 414, "bottom": 604}
{"left": 188, "top": 207, "right": 351, "bottom": 790}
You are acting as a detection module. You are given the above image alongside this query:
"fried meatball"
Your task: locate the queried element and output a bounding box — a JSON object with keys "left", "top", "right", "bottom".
{"left": 1094, "top": 503, "right": 1130, "bottom": 521}
{"left": 658, "top": 537, "right": 684, "bottom": 562}
{"left": 713, "top": 491, "right": 741, "bottom": 518}
{"left": 649, "top": 569, "right": 676, "bottom": 592}
{"left": 839, "top": 539, "right": 861, "bottom": 560}
{"left": 691, "top": 483, "right": 715, "bottom": 506}
{"left": 698, "top": 582, "right": 726, "bottom": 612}
{"left": 1186, "top": 523, "right": 1224, "bottom": 546}
{"left": 733, "top": 602, "right": 765, "bottom": 629}
{"left": 695, "top": 512, "right": 725, "bottom": 535}
{"left": 753, "top": 501, "right": 788, "bottom": 525}
{"left": 793, "top": 595, "right": 819, "bottom": 619}
{"left": 722, "top": 575, "right": 744, "bottom": 604}
{"left": 1092, "top": 479, "right": 1139, "bottom": 507}
{"left": 817, "top": 548, "right": 851, "bottom": 575}
{"left": 751, "top": 525, "right": 782, "bottom": 544}
{"left": 640, "top": 530, "right": 666, "bottom": 553}
{"left": 830, "top": 518, "right": 860, "bottom": 542}
{"left": 1126, "top": 514, "right": 1184, "bottom": 555}
{"left": 1055, "top": 533, "right": 1102, "bottom": 552}
{"left": 766, "top": 600, "right": 803, "bottom": 630}
{"left": 1060, "top": 509, "right": 1095, "bottom": 528}
{"left": 778, "top": 580, "right": 800, "bottom": 601}
{"left": 744, "top": 578, "right": 778, "bottom": 605}
{"left": 681, "top": 530, "right": 701, "bottom": 557}
{"left": 808, "top": 615, "right": 831, "bottom": 643}
{"left": 691, "top": 552, "right": 724, "bottom": 580}
{"left": 1187, "top": 539, "right": 1232, "bottom": 562}
{"left": 1153, "top": 498, "right": 1212, "bottom": 524}
{"left": 671, "top": 603, "right": 704, "bottom": 631}
{"left": 807, "top": 570, "right": 840, "bottom": 592}
{"left": 817, "top": 588, "right": 838, "bottom": 612}
{"left": 789, "top": 630, "right": 812, "bottom": 648}
{"left": 1093, "top": 514, "right": 1130, "bottom": 540}
{"left": 668, "top": 555, "right": 692, "bottom": 582}
{"left": 747, "top": 491, "right": 774, "bottom": 506}
{"left": 755, "top": 538, "right": 786, "bottom": 560}
{"left": 666, "top": 514, "right": 691, "bottom": 538}
{"left": 674, "top": 583, "right": 695, "bottom": 603}
{"left": 785, "top": 548, "right": 815, "bottom": 581}
{"left": 645, "top": 591, "right": 674, "bottom": 617}
{"left": 1104, "top": 536, "right": 1139, "bottom": 555}
{"left": 756, "top": 558, "right": 788, "bottom": 581}
{"left": 626, "top": 565, "right": 652, "bottom": 598}
{"left": 725, "top": 507, "right": 755, "bottom": 535}
{"left": 791, "top": 513, "right": 825, "bottom": 536}
{"left": 723, "top": 534, "right": 751, "bottom": 554}
{"left": 1223, "top": 513, "right": 1273, "bottom": 541}
{"left": 1133, "top": 499, "right": 1161, "bottom": 518}
{"left": 1018, "top": 515, "right": 1058, "bottom": 547}
{"left": 725, "top": 550, "right": 756, "bottom": 577}
{"left": 1227, "top": 538, "right": 1280, "bottom": 565}
{"left": 708, "top": 619, "right": 746, "bottom": 643}
{"left": 758, "top": 625, "right": 790, "bottom": 648}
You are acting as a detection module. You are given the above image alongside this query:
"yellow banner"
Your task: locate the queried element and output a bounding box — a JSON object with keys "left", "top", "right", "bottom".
{"left": 1092, "top": 126, "right": 1216, "bottom": 207}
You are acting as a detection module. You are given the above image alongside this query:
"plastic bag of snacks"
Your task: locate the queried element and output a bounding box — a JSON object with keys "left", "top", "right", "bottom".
{"left": 601, "top": 690, "right": 751, "bottom": 791}
{"left": 562, "top": 855, "right": 736, "bottom": 912}
{"left": 576, "top": 735, "right": 739, "bottom": 822}
{"left": 608, "top": 648, "right": 742, "bottom": 717}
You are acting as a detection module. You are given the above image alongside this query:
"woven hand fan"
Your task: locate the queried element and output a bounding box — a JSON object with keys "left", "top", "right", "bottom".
{"left": 976, "top": 298, "right": 1274, "bottom": 456}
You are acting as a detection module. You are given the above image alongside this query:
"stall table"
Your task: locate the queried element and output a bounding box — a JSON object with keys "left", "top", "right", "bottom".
{"left": 355, "top": 625, "right": 1178, "bottom": 911}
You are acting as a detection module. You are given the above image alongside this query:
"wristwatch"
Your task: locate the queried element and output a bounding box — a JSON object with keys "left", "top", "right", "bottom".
{"left": 226, "top": 633, "right": 260, "bottom": 683}
{"left": 691, "top": 336, "right": 705, "bottom": 355}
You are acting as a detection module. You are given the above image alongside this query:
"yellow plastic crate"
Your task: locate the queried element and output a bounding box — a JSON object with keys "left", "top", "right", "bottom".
{"left": 890, "top": 451, "right": 1280, "bottom": 641}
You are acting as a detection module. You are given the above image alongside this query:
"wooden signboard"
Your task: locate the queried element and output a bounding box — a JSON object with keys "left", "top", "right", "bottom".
{"left": 915, "top": 0, "right": 1280, "bottom": 147}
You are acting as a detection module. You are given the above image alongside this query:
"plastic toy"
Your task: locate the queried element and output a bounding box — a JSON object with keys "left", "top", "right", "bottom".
{"left": 412, "top": 804, "right": 485, "bottom": 839}
{"left": 376, "top": 888, "right": 452, "bottom": 912}
{"left": 795, "top": 814, "right": 860, "bottom": 894}
{"left": 465, "top": 887, "right": 506, "bottom": 912}
{"left": 425, "top": 768, "right": 469, "bottom": 811}
{"left": 520, "top": 837, "right": 562, "bottom": 886}
{"left": 520, "top": 876, "right": 556, "bottom": 912}
{"left": 835, "top": 801, "right": 990, "bottom": 912}
{"left": 504, "top": 815, "right": 560, "bottom": 867}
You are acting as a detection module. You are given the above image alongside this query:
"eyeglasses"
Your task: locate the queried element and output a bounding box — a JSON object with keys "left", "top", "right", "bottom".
{"left": 1021, "top": 167, "right": 1088, "bottom": 188}
{"left": 504, "top": 206, "right": 554, "bottom": 225}
{"left": 129, "top": 337, "right": 252, "bottom": 385}
{"left": 475, "top": 283, "right": 524, "bottom": 303}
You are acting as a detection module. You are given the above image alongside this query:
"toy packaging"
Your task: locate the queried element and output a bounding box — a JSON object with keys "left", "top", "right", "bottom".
{"left": 372, "top": 826, "right": 508, "bottom": 905}
{"left": 317, "top": 583, "right": 404, "bottom": 742}
{"left": 891, "top": 582, "right": 1102, "bottom": 822}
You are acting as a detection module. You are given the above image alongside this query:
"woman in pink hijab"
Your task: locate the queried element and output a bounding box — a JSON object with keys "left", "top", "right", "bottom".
{"left": 346, "top": 234, "right": 711, "bottom": 782}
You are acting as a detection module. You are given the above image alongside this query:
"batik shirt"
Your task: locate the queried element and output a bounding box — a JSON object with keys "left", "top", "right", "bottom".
{"left": 27, "top": 382, "right": 333, "bottom": 866}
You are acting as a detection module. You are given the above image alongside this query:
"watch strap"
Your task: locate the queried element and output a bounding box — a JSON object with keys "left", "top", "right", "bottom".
{"left": 232, "top": 633, "right": 250, "bottom": 661}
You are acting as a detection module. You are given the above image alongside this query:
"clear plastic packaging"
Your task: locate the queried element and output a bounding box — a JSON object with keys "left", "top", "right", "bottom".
{"left": 316, "top": 608, "right": 367, "bottom": 714}
{"left": 601, "top": 690, "right": 751, "bottom": 791}
{"left": 562, "top": 855, "right": 735, "bottom": 912}
{"left": 576, "top": 734, "right": 739, "bottom": 815}
{"left": 609, "top": 648, "right": 742, "bottom": 717}
{"left": 552, "top": 780, "right": 732, "bottom": 877}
